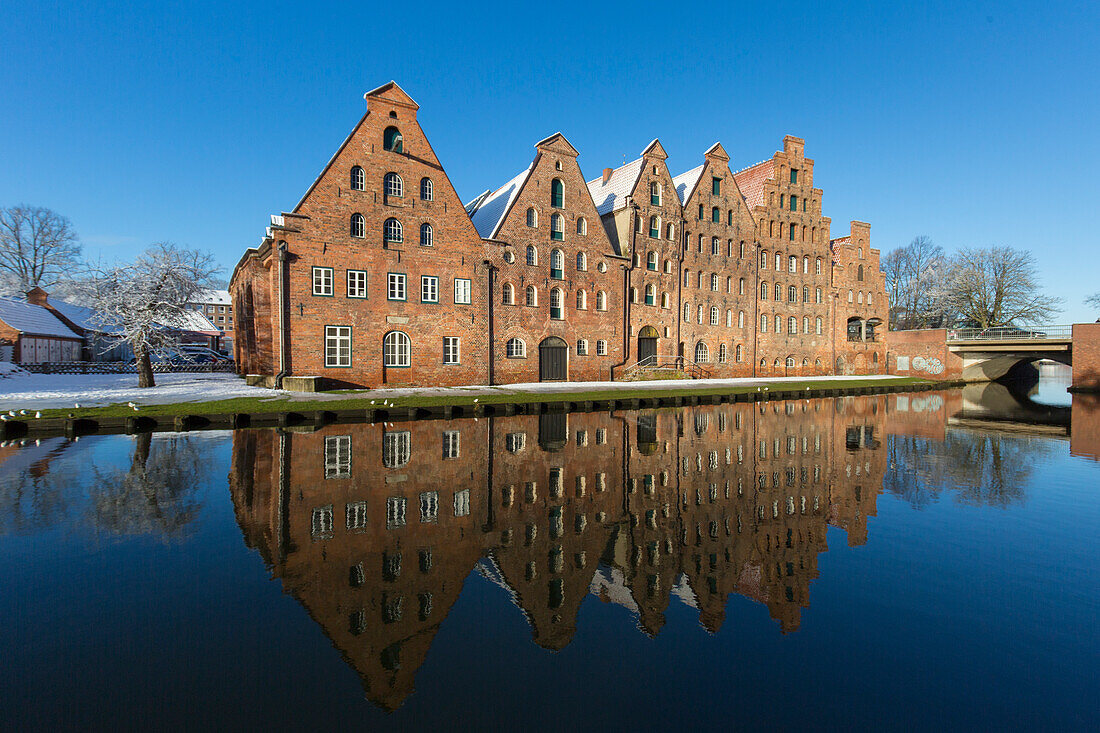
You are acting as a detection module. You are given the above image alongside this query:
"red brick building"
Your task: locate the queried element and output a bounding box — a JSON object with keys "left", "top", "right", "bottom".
{"left": 230, "top": 83, "right": 888, "bottom": 389}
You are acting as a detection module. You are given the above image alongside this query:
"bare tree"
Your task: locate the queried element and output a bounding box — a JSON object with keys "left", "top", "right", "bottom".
{"left": 82, "top": 243, "right": 219, "bottom": 387}
{"left": 882, "top": 236, "right": 951, "bottom": 329}
{"left": 1087, "top": 292, "right": 1100, "bottom": 317}
{"left": 0, "top": 205, "right": 83, "bottom": 294}
{"left": 945, "top": 246, "right": 1062, "bottom": 328}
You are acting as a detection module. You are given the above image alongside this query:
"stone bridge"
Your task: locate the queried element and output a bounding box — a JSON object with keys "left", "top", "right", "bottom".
{"left": 947, "top": 326, "right": 1073, "bottom": 381}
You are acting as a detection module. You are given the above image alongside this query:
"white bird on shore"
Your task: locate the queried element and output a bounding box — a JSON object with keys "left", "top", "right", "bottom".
{"left": 370, "top": 400, "right": 375, "bottom": 405}
{"left": 7, "top": 411, "right": 14, "bottom": 417}
{"left": 0, "top": 415, "right": 8, "bottom": 421}
{"left": 473, "top": 398, "right": 479, "bottom": 403}
{"left": 74, "top": 403, "right": 81, "bottom": 409}
{"left": 34, "top": 412, "right": 41, "bottom": 419}
{"left": 19, "top": 410, "right": 26, "bottom": 416}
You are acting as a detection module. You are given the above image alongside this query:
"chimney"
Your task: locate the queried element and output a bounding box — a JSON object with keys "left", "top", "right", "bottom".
{"left": 602, "top": 168, "right": 613, "bottom": 184}
{"left": 25, "top": 287, "right": 48, "bottom": 306}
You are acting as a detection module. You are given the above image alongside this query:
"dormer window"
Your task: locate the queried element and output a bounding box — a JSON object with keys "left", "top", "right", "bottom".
{"left": 383, "top": 126, "right": 403, "bottom": 153}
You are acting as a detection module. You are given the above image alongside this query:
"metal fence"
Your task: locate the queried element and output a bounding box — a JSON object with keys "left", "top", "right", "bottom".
{"left": 946, "top": 325, "right": 1072, "bottom": 341}
{"left": 18, "top": 361, "right": 235, "bottom": 375}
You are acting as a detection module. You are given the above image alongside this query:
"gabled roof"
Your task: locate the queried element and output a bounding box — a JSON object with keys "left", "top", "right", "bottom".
{"left": 48, "top": 300, "right": 100, "bottom": 333}
{"left": 193, "top": 289, "right": 231, "bottom": 306}
{"left": 704, "top": 142, "right": 730, "bottom": 162}
{"left": 641, "top": 139, "right": 668, "bottom": 159}
{"left": 732, "top": 159, "right": 774, "bottom": 210}
{"left": 672, "top": 164, "right": 706, "bottom": 205}
{"left": 464, "top": 163, "right": 534, "bottom": 239}
{"left": 535, "top": 132, "right": 578, "bottom": 157}
{"left": 586, "top": 157, "right": 644, "bottom": 216}
{"left": 363, "top": 80, "right": 419, "bottom": 110}
{"left": 0, "top": 297, "right": 81, "bottom": 339}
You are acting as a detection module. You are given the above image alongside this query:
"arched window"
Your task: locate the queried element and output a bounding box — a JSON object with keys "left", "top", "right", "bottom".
{"left": 420, "top": 177, "right": 433, "bottom": 201}
{"left": 666, "top": 223, "right": 675, "bottom": 240}
{"left": 815, "top": 257, "right": 822, "bottom": 274}
{"left": 788, "top": 317, "right": 797, "bottom": 334}
{"left": 857, "top": 264, "right": 865, "bottom": 281}
{"left": 816, "top": 317, "right": 823, "bottom": 335}
{"left": 725, "top": 309, "right": 733, "bottom": 327}
{"left": 738, "top": 311, "right": 745, "bottom": 328}
{"left": 760, "top": 357, "right": 768, "bottom": 368}
{"left": 760, "top": 314, "right": 768, "bottom": 332}
{"left": 775, "top": 283, "right": 782, "bottom": 300}
{"left": 698, "top": 272, "right": 705, "bottom": 288}
{"left": 786, "top": 355, "right": 796, "bottom": 367}
{"left": 526, "top": 245, "right": 538, "bottom": 266}
{"left": 684, "top": 303, "right": 692, "bottom": 322}
{"left": 576, "top": 251, "right": 587, "bottom": 271}
{"left": 506, "top": 338, "right": 526, "bottom": 358}
{"left": 802, "top": 286, "right": 809, "bottom": 303}
{"left": 761, "top": 282, "right": 768, "bottom": 300}
{"left": 789, "top": 194, "right": 798, "bottom": 211}
{"left": 735, "top": 344, "right": 743, "bottom": 362}
{"left": 577, "top": 289, "right": 587, "bottom": 309}
{"left": 550, "top": 249, "right": 564, "bottom": 279}
{"left": 803, "top": 316, "right": 810, "bottom": 333}
{"left": 868, "top": 292, "right": 873, "bottom": 306}
{"left": 711, "top": 274, "right": 719, "bottom": 291}
{"left": 697, "top": 305, "right": 704, "bottom": 324}
{"left": 549, "top": 288, "right": 564, "bottom": 319}
{"left": 650, "top": 181, "right": 661, "bottom": 206}
{"left": 526, "top": 208, "right": 538, "bottom": 228}
{"left": 647, "top": 251, "right": 658, "bottom": 271}
{"left": 775, "top": 358, "right": 782, "bottom": 368}
{"left": 788, "top": 285, "right": 797, "bottom": 302}
{"left": 775, "top": 315, "right": 781, "bottom": 333}
{"left": 710, "top": 306, "right": 720, "bottom": 325}
{"left": 858, "top": 291, "right": 864, "bottom": 304}
{"left": 775, "top": 252, "right": 782, "bottom": 271}
{"left": 815, "top": 287, "right": 823, "bottom": 304}
{"left": 740, "top": 241, "right": 746, "bottom": 258}
{"left": 661, "top": 292, "right": 670, "bottom": 308}
{"left": 858, "top": 247, "right": 864, "bottom": 259}
{"left": 760, "top": 250, "right": 768, "bottom": 268}
{"left": 525, "top": 285, "right": 538, "bottom": 306}
{"left": 645, "top": 283, "right": 656, "bottom": 306}
{"left": 383, "top": 127, "right": 403, "bottom": 152}
{"left": 596, "top": 291, "right": 607, "bottom": 311}
{"left": 739, "top": 278, "right": 745, "bottom": 295}
{"left": 383, "top": 218, "right": 402, "bottom": 243}
{"left": 711, "top": 206, "right": 720, "bottom": 223}
{"left": 383, "top": 331, "right": 411, "bottom": 367}
{"left": 712, "top": 237, "right": 720, "bottom": 255}
{"left": 790, "top": 224, "right": 797, "bottom": 241}
{"left": 728, "top": 209, "right": 734, "bottom": 225}
{"left": 350, "top": 166, "right": 365, "bottom": 191}
{"left": 695, "top": 342, "right": 709, "bottom": 363}
{"left": 502, "top": 282, "right": 514, "bottom": 304}
{"left": 848, "top": 289, "right": 854, "bottom": 303}
{"left": 576, "top": 217, "right": 587, "bottom": 235}
{"left": 550, "top": 178, "right": 564, "bottom": 208}
{"left": 350, "top": 213, "right": 365, "bottom": 238}
{"left": 789, "top": 255, "right": 797, "bottom": 273}
{"left": 726, "top": 276, "right": 732, "bottom": 293}
{"left": 718, "top": 343, "right": 728, "bottom": 363}
{"left": 803, "top": 256, "right": 809, "bottom": 273}
{"left": 419, "top": 222, "right": 433, "bottom": 246}
{"left": 649, "top": 216, "right": 660, "bottom": 238}
{"left": 384, "top": 172, "right": 403, "bottom": 197}
{"left": 550, "top": 214, "right": 564, "bottom": 241}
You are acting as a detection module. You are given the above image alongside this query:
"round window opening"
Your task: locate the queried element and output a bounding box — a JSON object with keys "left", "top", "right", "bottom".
{"left": 597, "top": 261, "right": 607, "bottom": 273}
{"left": 503, "top": 250, "right": 515, "bottom": 264}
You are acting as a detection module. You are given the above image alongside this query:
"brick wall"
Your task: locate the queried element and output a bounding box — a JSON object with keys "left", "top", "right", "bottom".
{"left": 885, "top": 328, "right": 963, "bottom": 380}
{"left": 1071, "top": 323, "right": 1100, "bottom": 392}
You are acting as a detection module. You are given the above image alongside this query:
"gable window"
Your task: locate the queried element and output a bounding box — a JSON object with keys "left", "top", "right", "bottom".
{"left": 647, "top": 251, "right": 658, "bottom": 271}
{"left": 507, "top": 338, "right": 526, "bottom": 358}
{"left": 526, "top": 285, "right": 538, "bottom": 306}
{"left": 421, "top": 275, "right": 438, "bottom": 303}
{"left": 649, "top": 216, "right": 659, "bottom": 238}
{"left": 350, "top": 213, "right": 365, "bottom": 238}
{"left": 526, "top": 245, "right": 538, "bottom": 266}
{"left": 549, "top": 288, "right": 564, "bottom": 319}
{"left": 454, "top": 278, "right": 472, "bottom": 304}
{"left": 313, "top": 267, "right": 334, "bottom": 296}
{"left": 383, "top": 218, "right": 402, "bottom": 244}
{"left": 711, "top": 207, "right": 720, "bottom": 223}
{"left": 666, "top": 223, "right": 675, "bottom": 240}
{"left": 577, "top": 217, "right": 587, "bottom": 235}
{"left": 712, "top": 177, "right": 721, "bottom": 195}
{"left": 576, "top": 251, "right": 587, "bottom": 270}
{"left": 351, "top": 166, "right": 365, "bottom": 191}
{"left": 420, "top": 222, "right": 433, "bottom": 247}
{"left": 383, "top": 126, "right": 403, "bottom": 152}
{"left": 858, "top": 264, "right": 865, "bottom": 281}
{"left": 645, "top": 283, "right": 655, "bottom": 306}
{"left": 550, "top": 213, "right": 564, "bottom": 241}
{"left": 550, "top": 178, "right": 564, "bottom": 208}
{"left": 325, "top": 326, "right": 351, "bottom": 367}
{"left": 384, "top": 172, "right": 403, "bottom": 197}
{"left": 443, "top": 336, "right": 460, "bottom": 365}
{"left": 387, "top": 273, "right": 407, "bottom": 301}
{"left": 651, "top": 182, "right": 661, "bottom": 206}
{"left": 789, "top": 195, "right": 798, "bottom": 211}
{"left": 550, "top": 249, "right": 564, "bottom": 279}
{"left": 383, "top": 331, "right": 411, "bottom": 367}
{"left": 347, "top": 270, "right": 367, "bottom": 298}
{"left": 526, "top": 208, "right": 538, "bottom": 228}
{"left": 790, "top": 168, "right": 798, "bottom": 184}
{"left": 698, "top": 204, "right": 704, "bottom": 220}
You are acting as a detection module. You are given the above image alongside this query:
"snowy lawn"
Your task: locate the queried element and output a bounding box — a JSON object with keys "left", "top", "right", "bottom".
{"left": 0, "top": 371, "right": 286, "bottom": 410}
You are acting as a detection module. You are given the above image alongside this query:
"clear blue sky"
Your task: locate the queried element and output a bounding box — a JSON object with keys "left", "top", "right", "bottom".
{"left": 2, "top": 0, "right": 1097, "bottom": 321}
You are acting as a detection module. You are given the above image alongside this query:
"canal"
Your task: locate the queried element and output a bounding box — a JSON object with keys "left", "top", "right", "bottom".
{"left": 1, "top": 377, "right": 1098, "bottom": 729}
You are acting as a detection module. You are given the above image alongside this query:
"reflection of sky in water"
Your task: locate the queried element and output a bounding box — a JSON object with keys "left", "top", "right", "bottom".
{"left": 1032, "top": 362, "right": 1072, "bottom": 406}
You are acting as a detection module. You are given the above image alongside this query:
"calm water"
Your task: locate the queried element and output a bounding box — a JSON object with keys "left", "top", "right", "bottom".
{"left": 2, "top": 381, "right": 1099, "bottom": 730}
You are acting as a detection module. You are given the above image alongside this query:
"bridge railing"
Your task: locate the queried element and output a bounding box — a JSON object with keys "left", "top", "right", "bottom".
{"left": 946, "top": 325, "right": 1073, "bottom": 341}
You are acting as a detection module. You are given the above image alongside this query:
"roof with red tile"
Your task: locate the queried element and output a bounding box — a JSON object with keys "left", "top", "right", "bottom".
{"left": 732, "top": 159, "right": 773, "bottom": 210}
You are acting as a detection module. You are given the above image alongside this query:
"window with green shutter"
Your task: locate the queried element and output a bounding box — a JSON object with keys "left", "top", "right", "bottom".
{"left": 790, "top": 169, "right": 798, "bottom": 184}
{"left": 789, "top": 195, "right": 798, "bottom": 211}
{"left": 712, "top": 177, "right": 721, "bottom": 195}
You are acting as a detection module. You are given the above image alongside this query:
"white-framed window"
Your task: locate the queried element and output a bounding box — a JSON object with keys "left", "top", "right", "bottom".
{"left": 347, "top": 270, "right": 367, "bottom": 298}
{"left": 507, "top": 338, "right": 526, "bottom": 358}
{"left": 383, "top": 430, "right": 411, "bottom": 468}
{"left": 384, "top": 172, "right": 403, "bottom": 197}
{"left": 710, "top": 306, "right": 720, "bottom": 325}
{"left": 718, "top": 344, "right": 728, "bottom": 363}
{"left": 443, "top": 336, "right": 460, "bottom": 364}
{"left": 712, "top": 237, "right": 720, "bottom": 255}
{"left": 350, "top": 166, "right": 365, "bottom": 190}
{"left": 420, "top": 222, "right": 433, "bottom": 247}
{"left": 325, "top": 326, "right": 351, "bottom": 367}
{"left": 550, "top": 213, "right": 564, "bottom": 241}
{"left": 577, "top": 217, "right": 587, "bottom": 235}
{"left": 313, "top": 267, "right": 334, "bottom": 296}
{"left": 421, "top": 275, "right": 439, "bottom": 303}
{"left": 454, "top": 278, "right": 472, "bottom": 304}
{"left": 526, "top": 245, "right": 538, "bottom": 266}
{"left": 346, "top": 500, "right": 367, "bottom": 531}
{"left": 387, "top": 273, "right": 407, "bottom": 301}
{"left": 596, "top": 339, "right": 607, "bottom": 356}
{"left": 442, "top": 430, "right": 460, "bottom": 458}
{"left": 816, "top": 317, "right": 823, "bottom": 335}
{"left": 420, "top": 491, "right": 439, "bottom": 523}
{"left": 502, "top": 282, "right": 514, "bottom": 304}
{"left": 526, "top": 207, "right": 538, "bottom": 228}
{"left": 454, "top": 489, "right": 470, "bottom": 517}
{"left": 789, "top": 316, "right": 797, "bottom": 334}
{"left": 761, "top": 314, "right": 769, "bottom": 332}
{"left": 726, "top": 309, "right": 733, "bottom": 327}
{"left": 550, "top": 288, "right": 564, "bottom": 319}
{"left": 350, "top": 213, "right": 365, "bottom": 238}
{"left": 695, "top": 342, "right": 709, "bottom": 363}
{"left": 596, "top": 291, "right": 607, "bottom": 310}
{"left": 576, "top": 289, "right": 587, "bottom": 309}
{"left": 661, "top": 292, "right": 670, "bottom": 309}
{"left": 324, "top": 435, "right": 351, "bottom": 478}
{"left": 505, "top": 432, "right": 526, "bottom": 452}
{"left": 550, "top": 248, "right": 564, "bottom": 279}
{"left": 577, "top": 339, "right": 588, "bottom": 356}
{"left": 697, "top": 305, "right": 704, "bottom": 324}
{"left": 383, "top": 218, "right": 402, "bottom": 244}
{"left": 576, "top": 251, "right": 587, "bottom": 270}
{"left": 383, "top": 331, "right": 411, "bottom": 367}
{"left": 386, "top": 496, "right": 407, "bottom": 528}
{"left": 711, "top": 273, "right": 719, "bottom": 291}
{"left": 420, "top": 177, "right": 434, "bottom": 201}
{"left": 526, "top": 285, "right": 538, "bottom": 306}
{"left": 311, "top": 505, "right": 334, "bottom": 539}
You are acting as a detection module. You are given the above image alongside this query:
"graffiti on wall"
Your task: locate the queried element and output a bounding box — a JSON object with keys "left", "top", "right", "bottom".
{"left": 911, "top": 356, "right": 945, "bottom": 375}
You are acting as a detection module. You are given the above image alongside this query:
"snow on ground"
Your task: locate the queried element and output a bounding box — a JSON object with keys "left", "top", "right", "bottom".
{"left": 0, "top": 372, "right": 286, "bottom": 410}
{"left": 0, "top": 370, "right": 912, "bottom": 411}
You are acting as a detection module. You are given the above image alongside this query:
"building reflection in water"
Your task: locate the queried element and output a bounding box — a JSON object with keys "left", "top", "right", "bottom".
{"left": 229, "top": 388, "right": 1072, "bottom": 710}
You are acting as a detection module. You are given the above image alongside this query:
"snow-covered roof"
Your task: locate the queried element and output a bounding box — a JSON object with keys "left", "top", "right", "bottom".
{"left": 464, "top": 163, "right": 534, "bottom": 239}
{"left": 732, "top": 159, "right": 773, "bottom": 210}
{"left": 51, "top": 298, "right": 216, "bottom": 335}
{"left": 162, "top": 309, "right": 218, "bottom": 332}
{"left": 0, "top": 297, "right": 81, "bottom": 339}
{"left": 672, "top": 164, "right": 705, "bottom": 205}
{"left": 48, "top": 300, "right": 102, "bottom": 333}
{"left": 586, "top": 157, "right": 644, "bottom": 215}
{"left": 192, "top": 289, "right": 231, "bottom": 306}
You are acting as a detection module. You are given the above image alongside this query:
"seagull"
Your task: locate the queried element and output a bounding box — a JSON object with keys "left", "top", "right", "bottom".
{"left": 74, "top": 403, "right": 81, "bottom": 409}
{"left": 370, "top": 400, "right": 375, "bottom": 405}
{"left": 0, "top": 415, "right": 7, "bottom": 421}
{"left": 473, "top": 398, "right": 479, "bottom": 403}
{"left": 19, "top": 410, "right": 26, "bottom": 416}
{"left": 34, "top": 412, "right": 41, "bottom": 419}
{"left": 7, "top": 411, "right": 14, "bottom": 417}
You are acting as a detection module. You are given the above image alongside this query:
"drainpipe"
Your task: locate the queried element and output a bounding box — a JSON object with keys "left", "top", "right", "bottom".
{"left": 274, "top": 241, "right": 289, "bottom": 389}
{"left": 609, "top": 204, "right": 639, "bottom": 381}
{"left": 485, "top": 260, "right": 496, "bottom": 386}
{"left": 752, "top": 239, "right": 760, "bottom": 378}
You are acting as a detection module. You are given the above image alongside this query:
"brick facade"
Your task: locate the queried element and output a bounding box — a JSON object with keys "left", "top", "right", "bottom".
{"left": 230, "top": 83, "right": 889, "bottom": 388}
